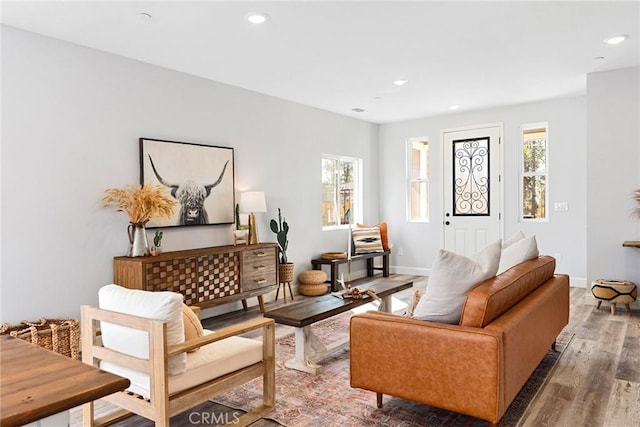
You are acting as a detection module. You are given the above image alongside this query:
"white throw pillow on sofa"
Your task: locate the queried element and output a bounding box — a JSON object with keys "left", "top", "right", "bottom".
{"left": 497, "top": 234, "right": 539, "bottom": 274}
{"left": 413, "top": 240, "right": 502, "bottom": 324}
{"left": 98, "top": 284, "right": 187, "bottom": 375}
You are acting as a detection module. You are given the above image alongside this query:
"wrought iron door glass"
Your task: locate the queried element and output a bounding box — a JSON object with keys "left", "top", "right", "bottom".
{"left": 453, "top": 137, "right": 490, "bottom": 216}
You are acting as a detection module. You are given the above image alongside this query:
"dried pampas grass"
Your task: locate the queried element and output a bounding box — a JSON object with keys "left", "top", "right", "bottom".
{"left": 103, "top": 184, "right": 176, "bottom": 224}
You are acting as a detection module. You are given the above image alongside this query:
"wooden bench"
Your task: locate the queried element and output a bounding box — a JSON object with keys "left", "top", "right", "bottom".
{"left": 311, "top": 251, "right": 390, "bottom": 292}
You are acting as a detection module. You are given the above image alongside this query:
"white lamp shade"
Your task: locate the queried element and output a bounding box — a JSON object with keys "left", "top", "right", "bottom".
{"left": 240, "top": 191, "right": 267, "bottom": 213}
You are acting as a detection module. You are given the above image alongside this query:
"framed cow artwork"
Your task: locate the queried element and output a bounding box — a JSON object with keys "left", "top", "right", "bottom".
{"left": 140, "top": 138, "right": 235, "bottom": 227}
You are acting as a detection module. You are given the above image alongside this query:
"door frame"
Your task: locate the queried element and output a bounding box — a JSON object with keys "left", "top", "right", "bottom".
{"left": 439, "top": 122, "right": 505, "bottom": 250}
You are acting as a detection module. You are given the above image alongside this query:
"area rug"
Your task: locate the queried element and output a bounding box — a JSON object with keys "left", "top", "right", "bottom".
{"left": 213, "top": 314, "right": 573, "bottom": 427}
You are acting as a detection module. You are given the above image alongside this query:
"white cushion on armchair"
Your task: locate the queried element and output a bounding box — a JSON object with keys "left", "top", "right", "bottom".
{"left": 101, "top": 331, "right": 263, "bottom": 399}
{"left": 98, "top": 284, "right": 187, "bottom": 375}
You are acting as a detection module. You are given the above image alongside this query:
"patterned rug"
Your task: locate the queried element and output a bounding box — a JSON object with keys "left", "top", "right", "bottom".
{"left": 213, "top": 314, "right": 573, "bottom": 427}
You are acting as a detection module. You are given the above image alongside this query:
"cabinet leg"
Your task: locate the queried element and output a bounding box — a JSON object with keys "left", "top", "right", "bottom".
{"left": 258, "top": 295, "right": 265, "bottom": 313}
{"left": 241, "top": 299, "right": 248, "bottom": 311}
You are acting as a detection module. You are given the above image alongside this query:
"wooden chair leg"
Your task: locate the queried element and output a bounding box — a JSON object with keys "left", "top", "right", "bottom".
{"left": 82, "top": 401, "right": 95, "bottom": 427}
{"left": 611, "top": 303, "right": 617, "bottom": 315}
{"left": 376, "top": 392, "right": 383, "bottom": 408}
{"left": 596, "top": 300, "right": 602, "bottom": 309}
{"left": 624, "top": 302, "right": 631, "bottom": 312}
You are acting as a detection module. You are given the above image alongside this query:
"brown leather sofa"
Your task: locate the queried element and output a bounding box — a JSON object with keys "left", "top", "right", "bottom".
{"left": 350, "top": 255, "right": 569, "bottom": 426}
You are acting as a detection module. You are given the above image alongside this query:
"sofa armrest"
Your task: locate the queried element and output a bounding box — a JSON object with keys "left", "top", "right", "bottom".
{"left": 350, "top": 311, "right": 504, "bottom": 422}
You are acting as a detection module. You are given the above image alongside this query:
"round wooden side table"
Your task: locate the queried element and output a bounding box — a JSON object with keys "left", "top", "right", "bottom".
{"left": 591, "top": 280, "right": 637, "bottom": 315}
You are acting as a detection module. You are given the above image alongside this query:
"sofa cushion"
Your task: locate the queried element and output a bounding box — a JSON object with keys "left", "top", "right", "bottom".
{"left": 460, "top": 255, "right": 556, "bottom": 328}
{"left": 413, "top": 240, "right": 502, "bottom": 324}
{"left": 357, "top": 222, "right": 390, "bottom": 251}
{"left": 98, "top": 284, "right": 187, "bottom": 375}
{"left": 497, "top": 234, "right": 539, "bottom": 274}
{"left": 352, "top": 226, "right": 384, "bottom": 254}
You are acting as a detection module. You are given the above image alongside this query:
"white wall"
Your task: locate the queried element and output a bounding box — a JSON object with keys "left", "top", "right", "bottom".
{"left": 379, "top": 96, "right": 587, "bottom": 284}
{"left": 586, "top": 67, "right": 640, "bottom": 289}
{"left": 0, "top": 26, "right": 379, "bottom": 323}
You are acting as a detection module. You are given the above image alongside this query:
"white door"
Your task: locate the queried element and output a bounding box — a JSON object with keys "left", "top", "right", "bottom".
{"left": 442, "top": 124, "right": 503, "bottom": 255}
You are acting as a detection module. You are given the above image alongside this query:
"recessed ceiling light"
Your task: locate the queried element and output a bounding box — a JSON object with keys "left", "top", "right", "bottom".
{"left": 604, "top": 34, "right": 628, "bottom": 45}
{"left": 247, "top": 13, "right": 269, "bottom": 24}
{"left": 449, "top": 105, "right": 460, "bottom": 110}
{"left": 138, "top": 12, "right": 152, "bottom": 20}
{"left": 352, "top": 108, "right": 365, "bottom": 113}
{"left": 393, "top": 79, "right": 408, "bottom": 86}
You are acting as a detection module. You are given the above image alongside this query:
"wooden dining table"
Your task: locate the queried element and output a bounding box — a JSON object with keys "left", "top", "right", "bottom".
{"left": 0, "top": 335, "right": 130, "bottom": 427}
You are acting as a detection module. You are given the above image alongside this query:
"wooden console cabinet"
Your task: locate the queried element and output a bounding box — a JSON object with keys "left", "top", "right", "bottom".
{"left": 113, "top": 243, "right": 278, "bottom": 313}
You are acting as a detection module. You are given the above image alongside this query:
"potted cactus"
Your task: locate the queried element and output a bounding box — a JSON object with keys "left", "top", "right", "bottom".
{"left": 270, "top": 208, "right": 294, "bottom": 283}
{"left": 150, "top": 230, "right": 163, "bottom": 256}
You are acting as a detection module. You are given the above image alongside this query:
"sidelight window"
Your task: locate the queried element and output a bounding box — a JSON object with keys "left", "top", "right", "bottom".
{"left": 407, "top": 138, "right": 429, "bottom": 222}
{"left": 520, "top": 123, "right": 548, "bottom": 221}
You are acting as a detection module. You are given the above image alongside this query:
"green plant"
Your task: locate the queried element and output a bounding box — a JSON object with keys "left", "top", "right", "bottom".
{"left": 235, "top": 203, "right": 241, "bottom": 230}
{"left": 153, "top": 230, "right": 163, "bottom": 247}
{"left": 269, "top": 208, "right": 289, "bottom": 263}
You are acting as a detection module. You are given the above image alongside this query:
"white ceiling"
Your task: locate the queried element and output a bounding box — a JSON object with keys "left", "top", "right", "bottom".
{"left": 2, "top": 1, "right": 639, "bottom": 124}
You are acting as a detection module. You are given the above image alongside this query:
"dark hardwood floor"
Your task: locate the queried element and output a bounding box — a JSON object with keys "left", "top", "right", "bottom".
{"left": 71, "top": 278, "right": 640, "bottom": 426}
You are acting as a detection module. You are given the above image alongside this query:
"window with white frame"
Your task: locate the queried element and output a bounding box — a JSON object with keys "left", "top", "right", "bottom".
{"left": 321, "top": 154, "right": 362, "bottom": 228}
{"left": 407, "top": 137, "right": 429, "bottom": 222}
{"left": 520, "top": 123, "right": 548, "bottom": 220}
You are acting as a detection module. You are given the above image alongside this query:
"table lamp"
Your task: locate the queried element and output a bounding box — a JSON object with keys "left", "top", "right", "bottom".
{"left": 240, "top": 191, "right": 267, "bottom": 245}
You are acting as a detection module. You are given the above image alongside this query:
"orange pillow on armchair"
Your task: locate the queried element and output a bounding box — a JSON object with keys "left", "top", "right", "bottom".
{"left": 356, "top": 222, "right": 389, "bottom": 251}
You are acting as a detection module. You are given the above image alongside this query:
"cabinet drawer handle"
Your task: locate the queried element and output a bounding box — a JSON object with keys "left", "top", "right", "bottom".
{"left": 255, "top": 279, "right": 267, "bottom": 284}
{"left": 254, "top": 265, "right": 266, "bottom": 270}
{"left": 255, "top": 252, "right": 267, "bottom": 257}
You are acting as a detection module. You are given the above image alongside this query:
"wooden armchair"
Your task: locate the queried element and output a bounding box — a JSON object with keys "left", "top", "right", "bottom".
{"left": 80, "top": 287, "right": 275, "bottom": 427}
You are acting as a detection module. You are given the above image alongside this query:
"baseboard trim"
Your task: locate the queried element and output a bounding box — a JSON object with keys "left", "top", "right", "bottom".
{"left": 570, "top": 277, "right": 587, "bottom": 288}
{"left": 391, "top": 266, "right": 430, "bottom": 276}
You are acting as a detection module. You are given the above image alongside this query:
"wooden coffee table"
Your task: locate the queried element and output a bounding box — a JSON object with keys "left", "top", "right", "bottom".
{"left": 264, "top": 274, "right": 415, "bottom": 374}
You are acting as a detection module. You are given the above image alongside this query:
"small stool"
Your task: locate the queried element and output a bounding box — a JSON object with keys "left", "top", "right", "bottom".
{"left": 298, "top": 270, "right": 328, "bottom": 296}
{"left": 591, "top": 280, "right": 637, "bottom": 315}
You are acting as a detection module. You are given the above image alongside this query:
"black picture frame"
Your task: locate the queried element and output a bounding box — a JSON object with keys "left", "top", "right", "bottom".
{"left": 140, "top": 138, "right": 235, "bottom": 228}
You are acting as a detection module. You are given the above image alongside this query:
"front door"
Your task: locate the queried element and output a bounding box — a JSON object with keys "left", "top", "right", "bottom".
{"left": 442, "top": 124, "right": 503, "bottom": 255}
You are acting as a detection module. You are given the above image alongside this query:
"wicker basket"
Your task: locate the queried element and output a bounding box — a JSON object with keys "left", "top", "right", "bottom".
{"left": 0, "top": 318, "right": 80, "bottom": 359}
{"left": 321, "top": 252, "right": 347, "bottom": 260}
{"left": 279, "top": 263, "right": 295, "bottom": 283}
